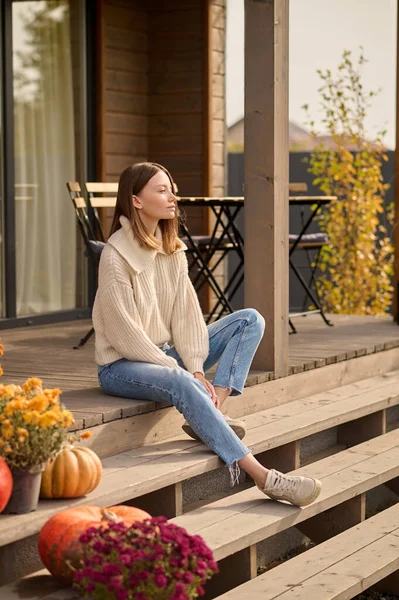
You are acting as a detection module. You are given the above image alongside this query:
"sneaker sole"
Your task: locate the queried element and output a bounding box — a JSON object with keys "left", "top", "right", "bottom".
{"left": 182, "top": 422, "right": 247, "bottom": 442}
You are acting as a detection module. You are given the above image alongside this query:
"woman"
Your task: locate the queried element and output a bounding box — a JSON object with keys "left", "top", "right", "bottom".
{"left": 92, "top": 162, "right": 322, "bottom": 507}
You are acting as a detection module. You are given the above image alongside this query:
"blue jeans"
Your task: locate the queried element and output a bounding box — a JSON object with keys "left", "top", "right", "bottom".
{"left": 98, "top": 308, "right": 265, "bottom": 473}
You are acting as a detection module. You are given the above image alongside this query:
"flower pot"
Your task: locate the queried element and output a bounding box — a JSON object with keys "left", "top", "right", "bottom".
{"left": 4, "top": 464, "right": 45, "bottom": 514}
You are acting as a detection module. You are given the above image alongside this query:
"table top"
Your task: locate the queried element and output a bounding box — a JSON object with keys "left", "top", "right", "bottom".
{"left": 178, "top": 197, "right": 244, "bottom": 205}
{"left": 178, "top": 196, "right": 337, "bottom": 206}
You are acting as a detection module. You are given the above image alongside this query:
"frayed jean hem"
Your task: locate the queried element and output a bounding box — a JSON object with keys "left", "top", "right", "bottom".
{"left": 228, "top": 448, "right": 252, "bottom": 486}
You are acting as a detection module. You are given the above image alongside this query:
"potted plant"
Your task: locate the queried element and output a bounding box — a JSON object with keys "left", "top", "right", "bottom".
{"left": 0, "top": 376, "right": 76, "bottom": 514}
{"left": 73, "top": 516, "right": 219, "bottom": 599}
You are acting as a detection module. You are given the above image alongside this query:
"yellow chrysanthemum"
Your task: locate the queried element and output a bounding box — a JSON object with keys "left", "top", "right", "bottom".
{"left": 3, "top": 399, "right": 24, "bottom": 416}
{"left": 1, "top": 424, "right": 14, "bottom": 440}
{"left": 43, "top": 388, "right": 62, "bottom": 400}
{"left": 18, "top": 436, "right": 27, "bottom": 443}
{"left": 26, "top": 395, "right": 49, "bottom": 413}
{"left": 0, "top": 439, "right": 5, "bottom": 447}
{"left": 47, "top": 403, "right": 61, "bottom": 415}
{"left": 0, "top": 384, "right": 20, "bottom": 398}
{"left": 38, "top": 411, "right": 59, "bottom": 428}
{"left": 17, "top": 427, "right": 29, "bottom": 437}
{"left": 13, "top": 395, "right": 26, "bottom": 403}
{"left": 61, "top": 410, "right": 75, "bottom": 427}
{"left": 22, "top": 377, "right": 43, "bottom": 394}
{"left": 22, "top": 410, "right": 40, "bottom": 425}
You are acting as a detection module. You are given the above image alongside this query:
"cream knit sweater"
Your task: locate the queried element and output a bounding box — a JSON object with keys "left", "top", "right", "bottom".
{"left": 92, "top": 216, "right": 209, "bottom": 374}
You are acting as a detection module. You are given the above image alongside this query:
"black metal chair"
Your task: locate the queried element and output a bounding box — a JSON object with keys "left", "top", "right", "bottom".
{"left": 66, "top": 182, "right": 105, "bottom": 348}
{"left": 289, "top": 231, "right": 332, "bottom": 334}
{"left": 85, "top": 182, "right": 118, "bottom": 242}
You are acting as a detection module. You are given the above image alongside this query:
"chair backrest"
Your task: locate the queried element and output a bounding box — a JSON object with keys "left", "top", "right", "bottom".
{"left": 66, "top": 181, "right": 106, "bottom": 267}
{"left": 66, "top": 182, "right": 96, "bottom": 242}
{"left": 85, "top": 182, "right": 118, "bottom": 242}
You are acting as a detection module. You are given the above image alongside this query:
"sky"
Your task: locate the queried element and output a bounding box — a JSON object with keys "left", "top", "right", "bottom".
{"left": 226, "top": 0, "right": 398, "bottom": 149}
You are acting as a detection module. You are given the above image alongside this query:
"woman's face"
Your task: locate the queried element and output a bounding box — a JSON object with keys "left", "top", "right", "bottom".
{"left": 132, "top": 170, "right": 177, "bottom": 224}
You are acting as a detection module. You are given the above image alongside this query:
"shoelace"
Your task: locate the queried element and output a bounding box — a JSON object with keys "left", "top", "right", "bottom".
{"left": 270, "top": 472, "right": 300, "bottom": 494}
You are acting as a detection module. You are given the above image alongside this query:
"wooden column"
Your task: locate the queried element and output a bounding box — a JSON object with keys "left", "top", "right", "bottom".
{"left": 394, "top": 0, "right": 399, "bottom": 321}
{"left": 96, "top": 0, "right": 106, "bottom": 233}
{"left": 244, "top": 0, "right": 289, "bottom": 376}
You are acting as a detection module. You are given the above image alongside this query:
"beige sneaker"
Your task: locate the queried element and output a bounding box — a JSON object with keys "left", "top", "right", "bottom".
{"left": 258, "top": 468, "right": 322, "bottom": 507}
{"left": 182, "top": 415, "right": 247, "bottom": 441}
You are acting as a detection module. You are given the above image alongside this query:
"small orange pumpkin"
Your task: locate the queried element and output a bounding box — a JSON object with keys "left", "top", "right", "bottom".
{"left": 38, "top": 505, "right": 151, "bottom": 583}
{"left": 40, "top": 446, "right": 102, "bottom": 499}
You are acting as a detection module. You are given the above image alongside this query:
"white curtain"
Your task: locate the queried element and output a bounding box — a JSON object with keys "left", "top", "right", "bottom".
{"left": 13, "top": 0, "right": 76, "bottom": 315}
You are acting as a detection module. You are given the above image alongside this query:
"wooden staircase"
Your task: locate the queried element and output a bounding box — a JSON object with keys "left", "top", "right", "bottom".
{"left": 3, "top": 359, "right": 399, "bottom": 599}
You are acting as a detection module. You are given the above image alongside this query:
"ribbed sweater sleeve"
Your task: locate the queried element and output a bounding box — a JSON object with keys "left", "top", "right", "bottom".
{"left": 171, "top": 252, "right": 209, "bottom": 374}
{"left": 101, "top": 283, "right": 181, "bottom": 369}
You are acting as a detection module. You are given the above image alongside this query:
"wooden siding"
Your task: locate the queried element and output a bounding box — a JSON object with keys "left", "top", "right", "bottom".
{"left": 99, "top": 0, "right": 226, "bottom": 246}
{"left": 103, "top": 0, "right": 148, "bottom": 183}
{"left": 101, "top": 0, "right": 148, "bottom": 234}
{"left": 147, "top": 1, "right": 206, "bottom": 240}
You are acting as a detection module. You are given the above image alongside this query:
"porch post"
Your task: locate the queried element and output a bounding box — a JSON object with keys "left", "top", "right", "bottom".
{"left": 244, "top": 0, "right": 289, "bottom": 376}
{"left": 394, "top": 0, "right": 399, "bottom": 322}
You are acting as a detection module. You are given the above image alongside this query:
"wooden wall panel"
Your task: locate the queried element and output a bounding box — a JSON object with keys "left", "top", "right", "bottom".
{"left": 102, "top": 0, "right": 149, "bottom": 233}
{"left": 100, "top": 0, "right": 227, "bottom": 252}
{"left": 147, "top": 0, "right": 206, "bottom": 243}
{"left": 103, "top": 0, "right": 148, "bottom": 185}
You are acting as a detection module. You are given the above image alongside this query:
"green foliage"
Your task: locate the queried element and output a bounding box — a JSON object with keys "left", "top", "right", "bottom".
{"left": 304, "top": 49, "right": 393, "bottom": 315}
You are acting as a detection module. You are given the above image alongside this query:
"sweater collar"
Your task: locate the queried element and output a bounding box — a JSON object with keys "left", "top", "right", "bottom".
{"left": 107, "top": 215, "right": 187, "bottom": 274}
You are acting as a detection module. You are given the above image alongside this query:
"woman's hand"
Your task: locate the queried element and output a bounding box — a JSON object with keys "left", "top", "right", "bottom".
{"left": 193, "top": 372, "right": 220, "bottom": 409}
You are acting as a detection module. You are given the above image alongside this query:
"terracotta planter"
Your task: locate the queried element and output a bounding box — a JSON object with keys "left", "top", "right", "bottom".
{"left": 4, "top": 464, "right": 45, "bottom": 514}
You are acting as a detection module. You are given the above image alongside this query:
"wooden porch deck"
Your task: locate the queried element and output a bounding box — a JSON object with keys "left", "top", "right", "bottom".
{"left": 1, "top": 313, "right": 399, "bottom": 431}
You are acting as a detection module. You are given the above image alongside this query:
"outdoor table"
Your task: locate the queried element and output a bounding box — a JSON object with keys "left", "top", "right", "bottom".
{"left": 178, "top": 195, "right": 336, "bottom": 325}
{"left": 178, "top": 197, "right": 244, "bottom": 323}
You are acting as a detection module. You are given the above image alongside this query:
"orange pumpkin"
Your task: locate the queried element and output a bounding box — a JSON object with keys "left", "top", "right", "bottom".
{"left": 38, "top": 505, "right": 151, "bottom": 583}
{"left": 0, "top": 458, "right": 13, "bottom": 513}
{"left": 40, "top": 446, "right": 102, "bottom": 499}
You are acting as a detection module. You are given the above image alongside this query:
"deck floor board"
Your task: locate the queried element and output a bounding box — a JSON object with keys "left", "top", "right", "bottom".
{"left": 1, "top": 314, "right": 399, "bottom": 426}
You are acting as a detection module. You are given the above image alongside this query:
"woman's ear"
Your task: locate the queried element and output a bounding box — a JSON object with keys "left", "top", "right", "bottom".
{"left": 132, "top": 195, "right": 142, "bottom": 209}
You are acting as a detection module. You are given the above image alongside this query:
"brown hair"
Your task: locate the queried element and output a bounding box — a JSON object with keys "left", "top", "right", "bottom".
{"left": 109, "top": 162, "right": 184, "bottom": 254}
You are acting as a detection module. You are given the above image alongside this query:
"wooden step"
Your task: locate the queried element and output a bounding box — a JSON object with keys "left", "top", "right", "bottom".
{"left": 1, "top": 371, "right": 399, "bottom": 552}
{"left": 171, "top": 427, "right": 399, "bottom": 596}
{"left": 215, "top": 502, "right": 399, "bottom": 599}
{"left": 82, "top": 368, "right": 399, "bottom": 460}
{"left": 3, "top": 429, "right": 399, "bottom": 599}
{"left": 173, "top": 426, "right": 399, "bottom": 561}
{"left": 71, "top": 361, "right": 399, "bottom": 458}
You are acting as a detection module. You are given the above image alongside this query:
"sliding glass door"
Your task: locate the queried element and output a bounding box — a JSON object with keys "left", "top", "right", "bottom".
{"left": 0, "top": 0, "right": 92, "bottom": 323}
{"left": 12, "top": 0, "right": 86, "bottom": 316}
